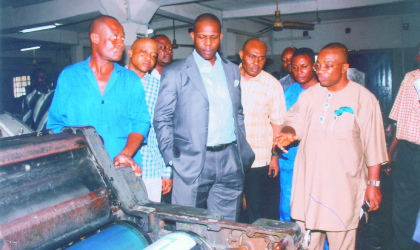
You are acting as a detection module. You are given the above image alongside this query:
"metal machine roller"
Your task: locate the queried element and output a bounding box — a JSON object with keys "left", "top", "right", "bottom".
{"left": 0, "top": 126, "right": 302, "bottom": 250}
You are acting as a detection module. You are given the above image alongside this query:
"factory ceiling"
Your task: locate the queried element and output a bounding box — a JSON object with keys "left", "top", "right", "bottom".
{"left": 0, "top": 0, "right": 419, "bottom": 53}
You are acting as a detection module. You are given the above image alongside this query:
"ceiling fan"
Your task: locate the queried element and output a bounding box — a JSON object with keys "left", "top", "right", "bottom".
{"left": 257, "top": 0, "right": 315, "bottom": 34}
{"left": 171, "top": 20, "right": 195, "bottom": 49}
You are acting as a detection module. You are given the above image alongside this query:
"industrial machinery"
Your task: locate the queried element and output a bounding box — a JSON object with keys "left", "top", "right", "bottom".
{"left": 0, "top": 111, "right": 33, "bottom": 138}
{"left": 0, "top": 126, "right": 302, "bottom": 250}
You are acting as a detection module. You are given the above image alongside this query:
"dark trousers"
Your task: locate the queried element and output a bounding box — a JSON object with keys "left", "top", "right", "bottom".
{"left": 243, "top": 165, "right": 280, "bottom": 224}
{"left": 392, "top": 141, "right": 420, "bottom": 250}
{"left": 171, "top": 143, "right": 244, "bottom": 222}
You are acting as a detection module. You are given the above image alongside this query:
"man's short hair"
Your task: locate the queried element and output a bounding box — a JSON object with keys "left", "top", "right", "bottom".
{"left": 151, "top": 34, "right": 170, "bottom": 40}
{"left": 89, "top": 15, "right": 119, "bottom": 35}
{"left": 242, "top": 38, "right": 267, "bottom": 51}
{"left": 321, "top": 42, "right": 349, "bottom": 62}
{"left": 282, "top": 47, "right": 297, "bottom": 57}
{"left": 292, "top": 47, "right": 315, "bottom": 64}
{"left": 193, "top": 13, "right": 221, "bottom": 33}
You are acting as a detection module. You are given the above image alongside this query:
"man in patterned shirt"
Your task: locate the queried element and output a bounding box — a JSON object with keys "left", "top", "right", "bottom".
{"left": 128, "top": 37, "right": 172, "bottom": 202}
{"left": 388, "top": 41, "right": 420, "bottom": 249}
{"left": 239, "top": 38, "right": 287, "bottom": 223}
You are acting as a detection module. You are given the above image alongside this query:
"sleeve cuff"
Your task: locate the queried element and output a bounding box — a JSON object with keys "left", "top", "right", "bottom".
{"left": 162, "top": 165, "right": 173, "bottom": 179}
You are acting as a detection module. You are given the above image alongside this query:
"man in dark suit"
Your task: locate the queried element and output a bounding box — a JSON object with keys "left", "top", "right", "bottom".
{"left": 154, "top": 13, "right": 254, "bottom": 222}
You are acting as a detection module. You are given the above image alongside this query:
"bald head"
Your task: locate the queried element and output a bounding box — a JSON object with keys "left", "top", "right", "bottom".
{"left": 131, "top": 37, "right": 156, "bottom": 50}
{"left": 242, "top": 38, "right": 267, "bottom": 52}
{"left": 321, "top": 43, "right": 349, "bottom": 63}
{"left": 89, "top": 15, "right": 119, "bottom": 35}
{"left": 128, "top": 38, "right": 157, "bottom": 78}
{"left": 193, "top": 13, "right": 221, "bottom": 33}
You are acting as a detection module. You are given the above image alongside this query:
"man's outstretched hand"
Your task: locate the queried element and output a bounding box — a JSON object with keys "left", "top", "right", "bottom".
{"left": 273, "top": 133, "right": 300, "bottom": 153}
{"left": 114, "top": 154, "right": 142, "bottom": 178}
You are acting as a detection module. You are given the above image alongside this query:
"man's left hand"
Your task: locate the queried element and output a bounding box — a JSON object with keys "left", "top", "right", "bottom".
{"left": 268, "top": 157, "right": 280, "bottom": 178}
{"left": 114, "top": 154, "right": 142, "bottom": 178}
{"left": 162, "top": 178, "right": 173, "bottom": 195}
{"left": 364, "top": 185, "right": 382, "bottom": 212}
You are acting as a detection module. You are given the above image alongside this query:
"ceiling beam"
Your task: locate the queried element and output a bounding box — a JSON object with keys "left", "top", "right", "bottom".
{"left": 156, "top": 3, "right": 221, "bottom": 24}
{"left": 0, "top": 0, "right": 105, "bottom": 31}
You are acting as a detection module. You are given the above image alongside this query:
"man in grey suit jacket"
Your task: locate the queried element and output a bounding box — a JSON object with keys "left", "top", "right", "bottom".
{"left": 154, "top": 13, "right": 255, "bottom": 222}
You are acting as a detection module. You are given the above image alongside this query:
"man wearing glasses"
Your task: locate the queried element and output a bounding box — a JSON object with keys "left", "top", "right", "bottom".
{"left": 274, "top": 43, "right": 387, "bottom": 249}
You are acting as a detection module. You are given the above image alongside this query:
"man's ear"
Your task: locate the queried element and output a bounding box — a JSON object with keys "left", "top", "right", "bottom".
{"left": 239, "top": 50, "right": 244, "bottom": 60}
{"left": 128, "top": 49, "right": 133, "bottom": 58}
{"left": 190, "top": 31, "right": 195, "bottom": 41}
{"left": 342, "top": 63, "right": 350, "bottom": 74}
{"left": 90, "top": 33, "right": 99, "bottom": 45}
{"left": 220, "top": 32, "right": 224, "bottom": 41}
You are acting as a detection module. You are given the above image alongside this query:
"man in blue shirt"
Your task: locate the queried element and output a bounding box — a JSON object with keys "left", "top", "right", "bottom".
{"left": 279, "top": 48, "right": 319, "bottom": 223}
{"left": 154, "top": 13, "right": 255, "bottom": 222}
{"left": 127, "top": 37, "right": 173, "bottom": 202}
{"left": 47, "top": 15, "right": 150, "bottom": 177}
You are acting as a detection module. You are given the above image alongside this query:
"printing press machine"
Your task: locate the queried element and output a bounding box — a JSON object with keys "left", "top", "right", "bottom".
{"left": 0, "top": 126, "right": 302, "bottom": 250}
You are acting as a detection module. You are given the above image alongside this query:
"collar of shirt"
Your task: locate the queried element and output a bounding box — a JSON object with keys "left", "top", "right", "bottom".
{"left": 83, "top": 56, "right": 122, "bottom": 97}
{"left": 193, "top": 50, "right": 222, "bottom": 71}
{"left": 151, "top": 68, "right": 161, "bottom": 80}
{"left": 141, "top": 72, "right": 150, "bottom": 81}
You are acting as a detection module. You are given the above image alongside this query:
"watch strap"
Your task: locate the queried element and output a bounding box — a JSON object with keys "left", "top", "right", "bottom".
{"left": 367, "top": 180, "right": 380, "bottom": 187}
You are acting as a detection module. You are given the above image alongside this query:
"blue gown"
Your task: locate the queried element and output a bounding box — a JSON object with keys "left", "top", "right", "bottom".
{"left": 279, "top": 83, "right": 305, "bottom": 222}
{"left": 279, "top": 83, "right": 329, "bottom": 250}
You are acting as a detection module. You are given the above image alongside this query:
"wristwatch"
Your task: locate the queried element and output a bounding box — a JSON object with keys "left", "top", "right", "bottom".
{"left": 272, "top": 152, "right": 281, "bottom": 158}
{"left": 367, "top": 180, "right": 380, "bottom": 187}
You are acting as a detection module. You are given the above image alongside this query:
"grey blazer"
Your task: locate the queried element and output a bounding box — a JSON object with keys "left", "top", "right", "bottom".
{"left": 153, "top": 53, "right": 255, "bottom": 185}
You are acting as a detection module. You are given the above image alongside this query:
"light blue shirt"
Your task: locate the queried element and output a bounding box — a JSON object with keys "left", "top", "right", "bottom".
{"left": 47, "top": 57, "right": 150, "bottom": 164}
{"left": 192, "top": 50, "right": 236, "bottom": 146}
{"left": 139, "top": 73, "right": 172, "bottom": 179}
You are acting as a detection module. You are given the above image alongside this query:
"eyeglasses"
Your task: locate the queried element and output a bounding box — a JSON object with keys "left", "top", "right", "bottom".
{"left": 313, "top": 62, "right": 346, "bottom": 71}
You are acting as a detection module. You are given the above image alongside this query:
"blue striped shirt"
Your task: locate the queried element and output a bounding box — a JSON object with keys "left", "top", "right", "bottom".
{"left": 140, "top": 73, "right": 172, "bottom": 179}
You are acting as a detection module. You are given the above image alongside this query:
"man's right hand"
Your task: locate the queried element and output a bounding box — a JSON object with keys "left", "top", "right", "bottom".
{"left": 273, "top": 133, "right": 300, "bottom": 153}
{"left": 114, "top": 154, "right": 142, "bottom": 178}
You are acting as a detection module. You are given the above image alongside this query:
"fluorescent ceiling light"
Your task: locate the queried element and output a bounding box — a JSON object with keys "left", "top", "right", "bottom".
{"left": 20, "top": 24, "right": 58, "bottom": 33}
{"left": 21, "top": 46, "right": 41, "bottom": 52}
{"left": 147, "top": 29, "right": 154, "bottom": 34}
{"left": 274, "top": 36, "right": 311, "bottom": 41}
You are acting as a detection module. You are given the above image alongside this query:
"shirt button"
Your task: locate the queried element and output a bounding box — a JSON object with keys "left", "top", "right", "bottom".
{"left": 101, "top": 100, "right": 104, "bottom": 104}
{"left": 205, "top": 126, "right": 208, "bottom": 130}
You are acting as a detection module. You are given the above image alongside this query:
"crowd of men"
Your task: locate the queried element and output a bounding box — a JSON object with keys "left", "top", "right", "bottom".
{"left": 38, "top": 13, "right": 420, "bottom": 250}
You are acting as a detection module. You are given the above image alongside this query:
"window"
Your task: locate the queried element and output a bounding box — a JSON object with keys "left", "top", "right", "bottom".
{"left": 13, "top": 76, "right": 31, "bottom": 98}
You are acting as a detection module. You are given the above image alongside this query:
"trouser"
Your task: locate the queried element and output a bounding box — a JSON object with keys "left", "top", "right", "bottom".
{"left": 171, "top": 143, "right": 244, "bottom": 222}
{"left": 392, "top": 141, "right": 420, "bottom": 250}
{"left": 243, "top": 165, "right": 280, "bottom": 224}
{"left": 296, "top": 221, "right": 356, "bottom": 250}
{"left": 142, "top": 177, "right": 162, "bottom": 203}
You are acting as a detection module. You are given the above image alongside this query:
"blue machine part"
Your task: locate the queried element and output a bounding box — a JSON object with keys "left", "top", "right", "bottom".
{"left": 68, "top": 222, "right": 150, "bottom": 250}
{"left": 145, "top": 231, "right": 212, "bottom": 250}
